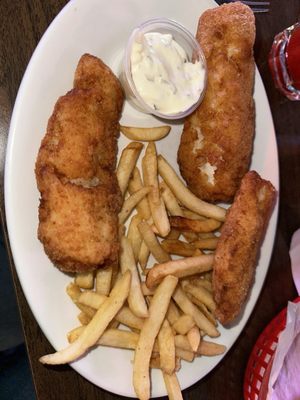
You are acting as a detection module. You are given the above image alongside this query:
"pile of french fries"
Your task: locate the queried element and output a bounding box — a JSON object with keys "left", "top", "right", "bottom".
{"left": 39, "top": 125, "right": 228, "bottom": 400}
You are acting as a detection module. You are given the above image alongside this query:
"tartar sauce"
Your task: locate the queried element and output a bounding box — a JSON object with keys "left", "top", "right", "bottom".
{"left": 130, "top": 32, "right": 205, "bottom": 115}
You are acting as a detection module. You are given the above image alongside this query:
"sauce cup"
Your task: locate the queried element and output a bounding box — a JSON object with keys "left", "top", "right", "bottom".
{"left": 120, "top": 18, "right": 207, "bottom": 120}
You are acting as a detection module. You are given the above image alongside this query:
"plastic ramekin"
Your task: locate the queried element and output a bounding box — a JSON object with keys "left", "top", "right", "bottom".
{"left": 120, "top": 18, "right": 207, "bottom": 120}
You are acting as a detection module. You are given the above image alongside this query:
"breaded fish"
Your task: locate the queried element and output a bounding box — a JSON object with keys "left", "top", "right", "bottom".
{"left": 74, "top": 53, "right": 124, "bottom": 121}
{"left": 212, "top": 171, "right": 276, "bottom": 325}
{"left": 36, "top": 54, "right": 124, "bottom": 273}
{"left": 178, "top": 3, "right": 255, "bottom": 203}
{"left": 74, "top": 54, "right": 124, "bottom": 170}
{"left": 37, "top": 166, "right": 120, "bottom": 272}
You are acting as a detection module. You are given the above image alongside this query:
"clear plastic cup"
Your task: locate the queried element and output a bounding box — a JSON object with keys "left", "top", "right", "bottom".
{"left": 120, "top": 18, "right": 207, "bottom": 120}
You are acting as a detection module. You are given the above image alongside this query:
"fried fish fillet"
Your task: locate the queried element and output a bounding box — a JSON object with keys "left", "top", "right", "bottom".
{"left": 36, "top": 54, "right": 124, "bottom": 273}
{"left": 37, "top": 166, "right": 120, "bottom": 272}
{"left": 74, "top": 54, "right": 124, "bottom": 170}
{"left": 178, "top": 3, "right": 255, "bottom": 203}
{"left": 212, "top": 171, "right": 276, "bottom": 325}
{"left": 74, "top": 53, "right": 124, "bottom": 121}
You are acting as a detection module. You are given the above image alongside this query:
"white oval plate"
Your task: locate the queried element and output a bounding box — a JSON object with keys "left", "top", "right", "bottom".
{"left": 5, "top": 0, "right": 279, "bottom": 397}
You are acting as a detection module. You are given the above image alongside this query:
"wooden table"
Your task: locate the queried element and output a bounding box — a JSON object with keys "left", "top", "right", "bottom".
{"left": 0, "top": 0, "right": 299, "bottom": 399}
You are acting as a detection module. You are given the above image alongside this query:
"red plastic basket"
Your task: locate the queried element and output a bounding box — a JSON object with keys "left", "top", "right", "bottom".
{"left": 244, "top": 297, "right": 300, "bottom": 400}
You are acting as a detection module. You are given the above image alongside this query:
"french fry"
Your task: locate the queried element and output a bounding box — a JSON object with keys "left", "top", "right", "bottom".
{"left": 152, "top": 351, "right": 181, "bottom": 372}
{"left": 185, "top": 293, "right": 217, "bottom": 326}
{"left": 77, "top": 312, "right": 92, "bottom": 325}
{"left": 191, "top": 237, "right": 219, "bottom": 250}
{"left": 141, "top": 282, "right": 155, "bottom": 296}
{"left": 161, "top": 239, "right": 197, "bottom": 257}
{"left": 172, "top": 285, "right": 219, "bottom": 338}
{"left": 158, "top": 320, "right": 176, "bottom": 375}
{"left": 76, "top": 303, "right": 96, "bottom": 319}
{"left": 117, "top": 142, "right": 143, "bottom": 196}
{"left": 118, "top": 186, "right": 151, "bottom": 225}
{"left": 169, "top": 216, "right": 222, "bottom": 233}
{"left": 67, "top": 326, "right": 85, "bottom": 343}
{"left": 127, "top": 213, "right": 143, "bottom": 262}
{"left": 172, "top": 314, "right": 195, "bottom": 335}
{"left": 183, "top": 228, "right": 217, "bottom": 243}
{"left": 160, "top": 181, "right": 184, "bottom": 217}
{"left": 175, "top": 347, "right": 195, "bottom": 362}
{"left": 182, "top": 231, "right": 199, "bottom": 243}
{"left": 95, "top": 266, "right": 113, "bottom": 296}
{"left": 197, "top": 340, "right": 227, "bottom": 356}
{"left": 162, "top": 372, "right": 183, "bottom": 400}
{"left": 133, "top": 275, "right": 178, "bottom": 400}
{"left": 157, "top": 155, "right": 226, "bottom": 221}
{"left": 142, "top": 142, "right": 170, "bottom": 237}
{"left": 120, "top": 125, "right": 171, "bottom": 141}
{"left": 39, "top": 271, "right": 131, "bottom": 365}
{"left": 174, "top": 335, "right": 192, "bottom": 352}
{"left": 98, "top": 328, "right": 140, "bottom": 350}
{"left": 75, "top": 272, "right": 94, "bottom": 289}
{"left": 146, "top": 254, "right": 214, "bottom": 289}
{"left": 154, "top": 227, "right": 181, "bottom": 240}
{"left": 138, "top": 220, "right": 171, "bottom": 263}
{"left": 128, "top": 167, "right": 151, "bottom": 220}
{"left": 166, "top": 229, "right": 181, "bottom": 240}
{"left": 115, "top": 306, "right": 144, "bottom": 330}
{"left": 120, "top": 236, "right": 148, "bottom": 318}
{"left": 166, "top": 300, "right": 181, "bottom": 326}
{"left": 66, "top": 282, "right": 81, "bottom": 302}
{"left": 186, "top": 276, "right": 213, "bottom": 292}
{"left": 181, "top": 208, "right": 206, "bottom": 220}
{"left": 187, "top": 326, "right": 201, "bottom": 352}
{"left": 69, "top": 326, "right": 140, "bottom": 350}
{"left": 182, "top": 282, "right": 216, "bottom": 312}
{"left": 78, "top": 290, "right": 107, "bottom": 309}
{"left": 192, "top": 249, "right": 203, "bottom": 256}
{"left": 138, "top": 240, "right": 150, "bottom": 271}
{"left": 174, "top": 357, "right": 182, "bottom": 372}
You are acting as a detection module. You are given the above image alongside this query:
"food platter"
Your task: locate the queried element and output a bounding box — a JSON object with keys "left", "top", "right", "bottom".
{"left": 5, "top": 0, "right": 279, "bottom": 397}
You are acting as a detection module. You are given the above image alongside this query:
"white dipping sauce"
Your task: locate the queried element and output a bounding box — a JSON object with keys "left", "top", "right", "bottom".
{"left": 130, "top": 32, "right": 205, "bottom": 115}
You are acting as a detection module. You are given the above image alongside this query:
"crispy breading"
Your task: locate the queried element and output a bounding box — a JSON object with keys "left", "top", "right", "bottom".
{"left": 36, "top": 54, "right": 124, "bottom": 273}
{"left": 74, "top": 53, "right": 124, "bottom": 120}
{"left": 74, "top": 54, "right": 124, "bottom": 170}
{"left": 36, "top": 89, "right": 109, "bottom": 182}
{"left": 37, "top": 167, "right": 120, "bottom": 272}
{"left": 178, "top": 3, "right": 255, "bottom": 203}
{"left": 212, "top": 171, "right": 276, "bottom": 325}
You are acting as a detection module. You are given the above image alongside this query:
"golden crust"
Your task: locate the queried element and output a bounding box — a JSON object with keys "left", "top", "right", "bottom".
{"left": 178, "top": 2, "right": 256, "bottom": 203}
{"left": 36, "top": 89, "right": 106, "bottom": 182}
{"left": 74, "top": 53, "right": 124, "bottom": 122}
{"left": 212, "top": 171, "right": 276, "bottom": 325}
{"left": 74, "top": 54, "right": 125, "bottom": 170}
{"left": 38, "top": 167, "right": 120, "bottom": 273}
{"left": 36, "top": 55, "right": 124, "bottom": 273}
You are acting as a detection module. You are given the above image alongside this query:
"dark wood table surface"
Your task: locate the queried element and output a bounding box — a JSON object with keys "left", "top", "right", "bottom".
{"left": 1, "top": 0, "right": 300, "bottom": 399}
